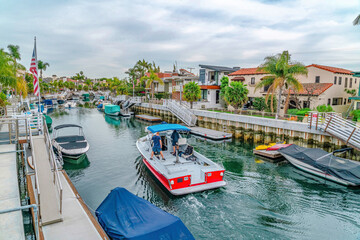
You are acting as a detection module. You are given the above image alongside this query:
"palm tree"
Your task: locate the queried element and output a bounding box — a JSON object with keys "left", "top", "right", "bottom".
{"left": 7, "top": 45, "right": 21, "bottom": 91}
{"left": 353, "top": 15, "right": 360, "bottom": 25}
{"left": 223, "top": 81, "right": 249, "bottom": 113}
{"left": 37, "top": 60, "right": 50, "bottom": 79}
{"left": 183, "top": 82, "right": 201, "bottom": 109}
{"left": 140, "top": 70, "right": 163, "bottom": 99}
{"left": 0, "top": 48, "right": 16, "bottom": 88}
{"left": 255, "top": 51, "right": 307, "bottom": 118}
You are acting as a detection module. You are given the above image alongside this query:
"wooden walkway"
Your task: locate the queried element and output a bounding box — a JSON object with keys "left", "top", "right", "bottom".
{"left": 135, "top": 114, "right": 162, "bottom": 122}
{"left": 189, "top": 127, "right": 232, "bottom": 140}
{"left": 32, "top": 135, "right": 62, "bottom": 225}
{"left": 0, "top": 144, "right": 25, "bottom": 240}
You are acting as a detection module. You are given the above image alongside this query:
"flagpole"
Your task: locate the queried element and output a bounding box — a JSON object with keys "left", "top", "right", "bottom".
{"left": 34, "top": 37, "right": 42, "bottom": 132}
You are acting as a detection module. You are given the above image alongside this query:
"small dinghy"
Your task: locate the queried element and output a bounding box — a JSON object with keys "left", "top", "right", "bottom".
{"left": 52, "top": 124, "right": 89, "bottom": 163}
{"left": 136, "top": 124, "right": 226, "bottom": 195}
{"left": 278, "top": 144, "right": 360, "bottom": 186}
{"left": 105, "top": 104, "right": 120, "bottom": 116}
{"left": 96, "top": 187, "right": 194, "bottom": 240}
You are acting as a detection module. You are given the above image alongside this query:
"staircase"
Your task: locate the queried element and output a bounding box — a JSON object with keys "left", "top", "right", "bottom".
{"left": 309, "top": 112, "right": 360, "bottom": 151}
{"left": 164, "top": 100, "right": 197, "bottom": 127}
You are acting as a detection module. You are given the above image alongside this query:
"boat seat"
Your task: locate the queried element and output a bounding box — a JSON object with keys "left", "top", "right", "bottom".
{"left": 60, "top": 142, "right": 88, "bottom": 150}
{"left": 178, "top": 138, "right": 188, "bottom": 152}
{"left": 55, "top": 135, "right": 85, "bottom": 143}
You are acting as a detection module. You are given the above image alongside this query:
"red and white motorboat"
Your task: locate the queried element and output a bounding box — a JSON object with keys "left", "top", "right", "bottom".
{"left": 136, "top": 124, "right": 226, "bottom": 195}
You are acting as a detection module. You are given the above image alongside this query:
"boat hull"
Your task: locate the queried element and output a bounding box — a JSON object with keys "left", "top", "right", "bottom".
{"left": 105, "top": 112, "right": 120, "bottom": 116}
{"left": 142, "top": 158, "right": 226, "bottom": 195}
{"left": 282, "top": 153, "right": 356, "bottom": 186}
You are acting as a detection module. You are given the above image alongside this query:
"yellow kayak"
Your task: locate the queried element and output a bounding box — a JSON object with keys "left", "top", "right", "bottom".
{"left": 255, "top": 141, "right": 286, "bottom": 150}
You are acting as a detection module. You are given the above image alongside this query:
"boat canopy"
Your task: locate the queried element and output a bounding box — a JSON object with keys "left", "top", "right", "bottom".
{"left": 147, "top": 124, "right": 190, "bottom": 133}
{"left": 279, "top": 144, "right": 360, "bottom": 185}
{"left": 105, "top": 104, "right": 120, "bottom": 114}
{"left": 54, "top": 124, "right": 83, "bottom": 130}
{"left": 96, "top": 187, "right": 194, "bottom": 240}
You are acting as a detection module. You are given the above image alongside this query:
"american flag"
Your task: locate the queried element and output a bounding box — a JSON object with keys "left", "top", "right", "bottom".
{"left": 29, "top": 39, "right": 40, "bottom": 96}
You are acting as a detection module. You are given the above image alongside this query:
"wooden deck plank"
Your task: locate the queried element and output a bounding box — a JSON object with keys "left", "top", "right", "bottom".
{"left": 189, "top": 127, "right": 232, "bottom": 140}
{"left": 135, "top": 115, "right": 162, "bottom": 122}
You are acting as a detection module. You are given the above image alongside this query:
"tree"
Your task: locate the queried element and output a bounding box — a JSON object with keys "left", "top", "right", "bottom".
{"left": 6, "top": 45, "right": 21, "bottom": 90}
{"left": 223, "top": 81, "right": 248, "bottom": 113}
{"left": 183, "top": 82, "right": 201, "bottom": 109}
{"left": 253, "top": 97, "right": 267, "bottom": 111}
{"left": 83, "top": 85, "right": 89, "bottom": 91}
{"left": 220, "top": 76, "right": 229, "bottom": 98}
{"left": 0, "top": 49, "right": 16, "bottom": 88}
{"left": 77, "top": 84, "right": 83, "bottom": 91}
{"left": 37, "top": 60, "right": 50, "bottom": 79}
{"left": 140, "top": 70, "right": 163, "bottom": 99}
{"left": 255, "top": 51, "right": 307, "bottom": 118}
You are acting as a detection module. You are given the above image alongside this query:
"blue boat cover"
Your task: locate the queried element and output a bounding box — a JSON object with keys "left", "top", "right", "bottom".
{"left": 96, "top": 188, "right": 194, "bottom": 240}
{"left": 147, "top": 124, "right": 190, "bottom": 133}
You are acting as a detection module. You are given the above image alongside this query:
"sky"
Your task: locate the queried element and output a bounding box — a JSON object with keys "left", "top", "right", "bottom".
{"left": 1, "top": 0, "right": 360, "bottom": 78}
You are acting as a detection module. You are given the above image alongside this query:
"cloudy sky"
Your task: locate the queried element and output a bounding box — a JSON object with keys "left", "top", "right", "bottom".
{"left": 1, "top": 0, "right": 360, "bottom": 78}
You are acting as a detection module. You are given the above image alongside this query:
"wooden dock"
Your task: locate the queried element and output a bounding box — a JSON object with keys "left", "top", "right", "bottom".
{"left": 189, "top": 127, "right": 232, "bottom": 140}
{"left": 253, "top": 149, "right": 284, "bottom": 162}
{"left": 135, "top": 114, "right": 162, "bottom": 122}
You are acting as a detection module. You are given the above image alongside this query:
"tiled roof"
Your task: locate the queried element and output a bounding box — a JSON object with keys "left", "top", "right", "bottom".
{"left": 307, "top": 64, "right": 353, "bottom": 75}
{"left": 229, "top": 68, "right": 267, "bottom": 76}
{"left": 145, "top": 72, "right": 172, "bottom": 78}
{"left": 285, "top": 83, "right": 333, "bottom": 96}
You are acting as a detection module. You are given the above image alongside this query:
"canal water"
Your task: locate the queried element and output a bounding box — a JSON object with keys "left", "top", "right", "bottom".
{"left": 49, "top": 108, "right": 360, "bottom": 240}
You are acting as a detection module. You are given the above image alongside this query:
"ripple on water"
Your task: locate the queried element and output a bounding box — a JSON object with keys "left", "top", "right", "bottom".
{"left": 52, "top": 109, "right": 360, "bottom": 240}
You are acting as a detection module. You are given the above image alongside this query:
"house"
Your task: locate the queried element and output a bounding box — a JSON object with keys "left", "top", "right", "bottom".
{"left": 144, "top": 69, "right": 199, "bottom": 100}
{"left": 198, "top": 65, "right": 239, "bottom": 108}
{"left": 228, "top": 64, "right": 358, "bottom": 113}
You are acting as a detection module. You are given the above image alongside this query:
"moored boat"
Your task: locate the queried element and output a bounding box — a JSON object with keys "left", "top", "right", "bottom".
{"left": 136, "top": 124, "right": 226, "bottom": 195}
{"left": 96, "top": 187, "right": 194, "bottom": 240}
{"left": 104, "top": 104, "right": 120, "bottom": 116}
{"left": 52, "top": 124, "right": 90, "bottom": 163}
{"left": 278, "top": 144, "right": 360, "bottom": 186}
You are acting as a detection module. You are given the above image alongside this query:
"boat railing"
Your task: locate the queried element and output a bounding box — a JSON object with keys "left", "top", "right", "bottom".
{"left": 309, "top": 112, "right": 360, "bottom": 150}
{"left": 43, "top": 120, "right": 63, "bottom": 213}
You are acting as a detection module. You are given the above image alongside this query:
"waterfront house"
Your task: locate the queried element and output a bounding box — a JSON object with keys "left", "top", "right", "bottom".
{"left": 228, "top": 64, "right": 358, "bottom": 113}
{"left": 198, "top": 64, "right": 239, "bottom": 109}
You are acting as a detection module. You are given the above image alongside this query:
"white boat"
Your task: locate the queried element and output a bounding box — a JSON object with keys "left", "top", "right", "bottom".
{"left": 278, "top": 144, "right": 360, "bottom": 186}
{"left": 52, "top": 124, "right": 90, "bottom": 163}
{"left": 65, "top": 101, "right": 77, "bottom": 108}
{"left": 136, "top": 124, "right": 226, "bottom": 195}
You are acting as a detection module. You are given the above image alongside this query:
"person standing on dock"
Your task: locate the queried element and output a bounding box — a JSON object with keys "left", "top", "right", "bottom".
{"left": 150, "top": 132, "right": 165, "bottom": 160}
{"left": 171, "top": 130, "right": 180, "bottom": 155}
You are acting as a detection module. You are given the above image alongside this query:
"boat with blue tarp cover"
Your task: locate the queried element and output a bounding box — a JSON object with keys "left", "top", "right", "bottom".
{"left": 105, "top": 104, "right": 120, "bottom": 116}
{"left": 96, "top": 187, "right": 194, "bottom": 240}
{"left": 278, "top": 144, "right": 360, "bottom": 186}
{"left": 137, "top": 123, "right": 226, "bottom": 195}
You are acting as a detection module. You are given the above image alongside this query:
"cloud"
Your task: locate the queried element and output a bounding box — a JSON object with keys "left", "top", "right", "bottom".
{"left": 0, "top": 0, "right": 359, "bottom": 78}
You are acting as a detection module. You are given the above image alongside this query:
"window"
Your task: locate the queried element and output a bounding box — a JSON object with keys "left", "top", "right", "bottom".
{"left": 315, "top": 76, "right": 320, "bottom": 83}
{"left": 345, "top": 78, "right": 348, "bottom": 88}
{"left": 264, "top": 85, "right": 270, "bottom": 92}
{"left": 339, "top": 77, "right": 342, "bottom": 85}
{"left": 334, "top": 76, "right": 337, "bottom": 84}
{"left": 251, "top": 77, "right": 255, "bottom": 85}
{"left": 201, "top": 89, "right": 207, "bottom": 100}
{"left": 327, "top": 98, "right": 331, "bottom": 105}
{"left": 303, "top": 101, "right": 310, "bottom": 108}
{"left": 348, "top": 98, "right": 351, "bottom": 103}
{"left": 332, "top": 98, "right": 343, "bottom": 106}
{"left": 350, "top": 78, "right": 353, "bottom": 88}
{"left": 344, "top": 99, "right": 347, "bottom": 105}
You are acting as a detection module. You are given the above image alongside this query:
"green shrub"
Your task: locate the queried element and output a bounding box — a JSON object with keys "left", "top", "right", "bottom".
{"left": 253, "top": 97, "right": 267, "bottom": 111}
{"left": 316, "top": 104, "right": 333, "bottom": 112}
{"left": 351, "top": 109, "right": 360, "bottom": 121}
{"left": 287, "top": 109, "right": 298, "bottom": 115}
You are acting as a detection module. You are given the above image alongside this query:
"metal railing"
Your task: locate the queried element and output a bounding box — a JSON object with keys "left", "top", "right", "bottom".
{"left": 42, "top": 119, "right": 63, "bottom": 214}
{"left": 0, "top": 204, "right": 39, "bottom": 240}
{"left": 164, "top": 99, "right": 197, "bottom": 126}
{"left": 308, "top": 112, "right": 360, "bottom": 150}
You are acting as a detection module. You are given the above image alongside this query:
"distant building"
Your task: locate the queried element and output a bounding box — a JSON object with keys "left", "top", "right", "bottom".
{"left": 228, "top": 64, "right": 358, "bottom": 113}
